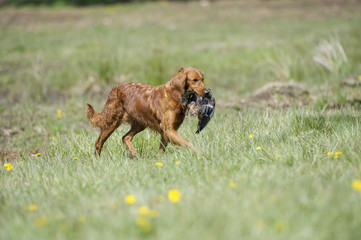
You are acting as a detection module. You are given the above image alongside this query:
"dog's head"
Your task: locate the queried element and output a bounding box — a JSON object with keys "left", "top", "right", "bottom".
{"left": 170, "top": 67, "right": 209, "bottom": 97}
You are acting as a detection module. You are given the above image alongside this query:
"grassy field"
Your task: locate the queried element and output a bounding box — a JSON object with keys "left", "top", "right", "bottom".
{"left": 1, "top": 0, "right": 361, "bottom": 239}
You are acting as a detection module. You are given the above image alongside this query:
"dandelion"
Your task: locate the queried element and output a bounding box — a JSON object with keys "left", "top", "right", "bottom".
{"left": 138, "top": 206, "right": 150, "bottom": 216}
{"left": 334, "top": 152, "right": 342, "bottom": 159}
{"left": 253, "top": 129, "right": 257, "bottom": 132}
{"left": 354, "top": 114, "right": 357, "bottom": 117}
{"left": 18, "top": 161, "right": 23, "bottom": 165}
{"left": 4, "top": 163, "right": 13, "bottom": 171}
{"left": 35, "top": 217, "right": 48, "bottom": 227}
{"left": 275, "top": 155, "right": 280, "bottom": 159}
{"left": 36, "top": 153, "right": 41, "bottom": 156}
{"left": 26, "top": 204, "right": 38, "bottom": 212}
{"left": 78, "top": 216, "right": 86, "bottom": 223}
{"left": 274, "top": 221, "right": 285, "bottom": 231}
{"left": 60, "top": 223, "right": 70, "bottom": 232}
{"left": 125, "top": 195, "right": 136, "bottom": 205}
{"left": 327, "top": 152, "right": 334, "bottom": 156}
{"left": 256, "top": 147, "right": 262, "bottom": 150}
{"left": 229, "top": 182, "right": 237, "bottom": 188}
{"left": 51, "top": 136, "right": 56, "bottom": 140}
{"left": 248, "top": 134, "right": 253, "bottom": 138}
{"left": 358, "top": 75, "right": 361, "bottom": 81}
{"left": 135, "top": 217, "right": 151, "bottom": 232}
{"left": 352, "top": 180, "right": 361, "bottom": 192}
{"left": 74, "top": 157, "right": 78, "bottom": 160}
{"left": 57, "top": 109, "right": 62, "bottom": 118}
{"left": 175, "top": 161, "right": 180, "bottom": 165}
{"left": 168, "top": 189, "right": 181, "bottom": 203}
{"left": 155, "top": 162, "right": 163, "bottom": 167}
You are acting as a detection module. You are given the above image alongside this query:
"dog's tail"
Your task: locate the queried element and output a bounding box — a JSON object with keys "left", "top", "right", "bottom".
{"left": 86, "top": 103, "right": 101, "bottom": 127}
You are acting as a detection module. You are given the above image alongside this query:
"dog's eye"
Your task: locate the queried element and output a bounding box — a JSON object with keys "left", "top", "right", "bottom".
{"left": 193, "top": 79, "right": 198, "bottom": 82}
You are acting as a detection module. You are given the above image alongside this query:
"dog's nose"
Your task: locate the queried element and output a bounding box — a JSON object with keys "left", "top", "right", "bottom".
{"left": 204, "top": 89, "right": 211, "bottom": 96}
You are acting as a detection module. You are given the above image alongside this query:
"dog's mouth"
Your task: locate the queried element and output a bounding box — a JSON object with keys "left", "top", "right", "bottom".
{"left": 181, "top": 89, "right": 216, "bottom": 133}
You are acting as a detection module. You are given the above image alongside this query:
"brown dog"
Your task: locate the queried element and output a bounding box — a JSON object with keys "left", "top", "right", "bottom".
{"left": 86, "top": 67, "right": 209, "bottom": 157}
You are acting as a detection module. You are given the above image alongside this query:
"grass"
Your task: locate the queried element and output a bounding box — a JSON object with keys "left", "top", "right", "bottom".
{"left": 1, "top": 0, "right": 361, "bottom": 239}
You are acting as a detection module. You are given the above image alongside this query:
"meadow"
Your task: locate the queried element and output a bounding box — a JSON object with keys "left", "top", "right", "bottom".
{"left": 1, "top": 0, "right": 361, "bottom": 239}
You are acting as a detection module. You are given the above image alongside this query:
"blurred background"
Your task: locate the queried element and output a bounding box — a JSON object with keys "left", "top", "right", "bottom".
{"left": 3, "top": 0, "right": 215, "bottom": 6}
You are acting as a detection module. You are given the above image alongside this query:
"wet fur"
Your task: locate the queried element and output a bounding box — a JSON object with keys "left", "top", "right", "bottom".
{"left": 86, "top": 67, "right": 207, "bottom": 157}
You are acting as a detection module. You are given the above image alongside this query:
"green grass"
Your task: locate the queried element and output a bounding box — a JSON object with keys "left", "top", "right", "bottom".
{"left": 1, "top": 1, "right": 361, "bottom": 239}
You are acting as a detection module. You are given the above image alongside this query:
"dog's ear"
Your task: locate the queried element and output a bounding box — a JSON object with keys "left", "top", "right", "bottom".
{"left": 170, "top": 67, "right": 187, "bottom": 93}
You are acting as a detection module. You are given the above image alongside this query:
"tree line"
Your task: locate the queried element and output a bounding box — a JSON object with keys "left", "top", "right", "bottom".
{"left": 1, "top": 0, "right": 204, "bottom": 6}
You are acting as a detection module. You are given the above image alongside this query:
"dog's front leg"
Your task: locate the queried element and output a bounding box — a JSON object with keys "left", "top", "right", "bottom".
{"left": 163, "top": 130, "right": 195, "bottom": 152}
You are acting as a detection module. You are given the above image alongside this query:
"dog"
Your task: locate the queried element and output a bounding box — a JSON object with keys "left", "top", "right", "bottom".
{"left": 86, "top": 67, "right": 210, "bottom": 157}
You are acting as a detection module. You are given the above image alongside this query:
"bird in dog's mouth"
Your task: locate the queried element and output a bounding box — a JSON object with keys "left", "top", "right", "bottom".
{"left": 181, "top": 89, "right": 216, "bottom": 133}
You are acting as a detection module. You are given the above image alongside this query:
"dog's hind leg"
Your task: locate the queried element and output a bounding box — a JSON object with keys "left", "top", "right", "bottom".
{"left": 158, "top": 134, "right": 168, "bottom": 154}
{"left": 95, "top": 120, "right": 121, "bottom": 156}
{"left": 122, "top": 123, "right": 145, "bottom": 157}
{"left": 93, "top": 96, "right": 124, "bottom": 156}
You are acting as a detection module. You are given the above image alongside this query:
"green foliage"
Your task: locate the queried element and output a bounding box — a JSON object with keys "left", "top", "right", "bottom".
{"left": 1, "top": 0, "right": 149, "bottom": 7}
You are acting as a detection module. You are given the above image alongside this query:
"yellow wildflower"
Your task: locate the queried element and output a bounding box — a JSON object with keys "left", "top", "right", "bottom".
{"left": 57, "top": 109, "right": 62, "bottom": 118}
{"left": 18, "top": 161, "right": 23, "bottom": 165}
{"left": 248, "top": 134, "right": 253, "bottom": 138}
{"left": 35, "top": 217, "right": 48, "bottom": 227}
{"left": 138, "top": 206, "right": 150, "bottom": 216}
{"left": 125, "top": 195, "right": 136, "bottom": 205}
{"left": 51, "top": 136, "right": 56, "bottom": 140}
{"left": 168, "top": 189, "right": 181, "bottom": 203}
{"left": 334, "top": 152, "right": 342, "bottom": 159}
{"left": 135, "top": 217, "right": 151, "bottom": 232}
{"left": 358, "top": 75, "right": 361, "bottom": 81}
{"left": 229, "top": 182, "right": 237, "bottom": 188}
{"left": 275, "top": 155, "right": 280, "bottom": 159}
{"left": 274, "top": 221, "right": 285, "bottom": 231}
{"left": 253, "top": 129, "right": 257, "bottom": 132}
{"left": 36, "top": 153, "right": 41, "bottom": 156}
{"left": 4, "top": 163, "right": 13, "bottom": 171}
{"left": 352, "top": 180, "right": 361, "bottom": 192}
{"left": 78, "top": 216, "right": 86, "bottom": 223}
{"left": 26, "top": 204, "right": 38, "bottom": 212}
{"left": 74, "top": 157, "right": 78, "bottom": 160}
{"left": 256, "top": 146, "right": 262, "bottom": 150}
{"left": 174, "top": 160, "right": 180, "bottom": 165}
{"left": 327, "top": 152, "right": 334, "bottom": 156}
{"left": 155, "top": 162, "right": 163, "bottom": 167}
{"left": 60, "top": 223, "right": 70, "bottom": 232}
